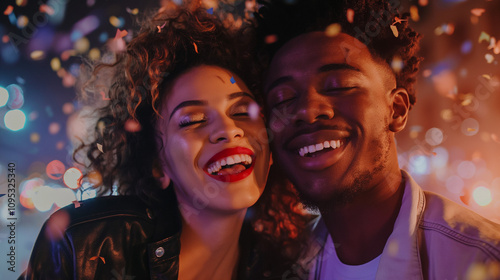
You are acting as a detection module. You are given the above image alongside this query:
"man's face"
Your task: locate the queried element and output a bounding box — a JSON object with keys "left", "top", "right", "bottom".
{"left": 264, "top": 32, "right": 403, "bottom": 206}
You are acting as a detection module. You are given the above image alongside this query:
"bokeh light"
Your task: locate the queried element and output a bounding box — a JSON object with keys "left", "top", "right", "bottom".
{"left": 425, "top": 127, "right": 444, "bottom": 146}
{"left": 473, "top": 186, "right": 492, "bottom": 206}
{"left": 0, "top": 86, "right": 8, "bottom": 107}
{"left": 54, "top": 188, "right": 77, "bottom": 208}
{"left": 63, "top": 167, "right": 83, "bottom": 189}
{"left": 446, "top": 175, "right": 464, "bottom": 194}
{"left": 4, "top": 109, "right": 27, "bottom": 131}
{"left": 32, "top": 185, "right": 55, "bottom": 212}
{"left": 6, "top": 84, "right": 24, "bottom": 109}
{"left": 46, "top": 160, "right": 65, "bottom": 180}
{"left": 457, "top": 161, "right": 476, "bottom": 179}
{"left": 461, "top": 118, "right": 479, "bottom": 136}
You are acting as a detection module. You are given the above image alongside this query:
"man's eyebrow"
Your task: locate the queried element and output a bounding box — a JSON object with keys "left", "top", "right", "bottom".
{"left": 318, "top": 63, "right": 361, "bottom": 73}
{"left": 265, "top": 76, "right": 294, "bottom": 93}
{"left": 169, "top": 100, "right": 207, "bottom": 120}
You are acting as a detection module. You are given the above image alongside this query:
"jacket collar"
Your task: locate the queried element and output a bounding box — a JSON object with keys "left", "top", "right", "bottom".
{"left": 304, "top": 170, "right": 427, "bottom": 279}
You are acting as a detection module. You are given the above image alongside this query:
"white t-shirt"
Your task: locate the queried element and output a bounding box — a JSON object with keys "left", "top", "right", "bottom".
{"left": 310, "top": 234, "right": 381, "bottom": 280}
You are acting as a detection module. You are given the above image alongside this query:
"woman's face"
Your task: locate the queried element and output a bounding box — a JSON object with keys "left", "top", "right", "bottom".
{"left": 158, "top": 65, "right": 271, "bottom": 214}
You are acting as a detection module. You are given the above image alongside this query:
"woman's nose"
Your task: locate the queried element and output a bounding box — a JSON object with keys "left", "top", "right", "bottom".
{"left": 209, "top": 116, "right": 244, "bottom": 143}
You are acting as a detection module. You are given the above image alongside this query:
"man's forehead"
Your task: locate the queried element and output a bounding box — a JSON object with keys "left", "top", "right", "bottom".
{"left": 269, "top": 32, "right": 371, "bottom": 72}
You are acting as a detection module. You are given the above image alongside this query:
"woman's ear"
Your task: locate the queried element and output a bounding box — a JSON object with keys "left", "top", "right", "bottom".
{"left": 389, "top": 87, "right": 410, "bottom": 133}
{"left": 159, "top": 175, "right": 171, "bottom": 189}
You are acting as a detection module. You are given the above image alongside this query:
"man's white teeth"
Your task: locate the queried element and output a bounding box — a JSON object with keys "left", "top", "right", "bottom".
{"left": 298, "top": 140, "right": 343, "bottom": 157}
{"left": 207, "top": 154, "right": 252, "bottom": 174}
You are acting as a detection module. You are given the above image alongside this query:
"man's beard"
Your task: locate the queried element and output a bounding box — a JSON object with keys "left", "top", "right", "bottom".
{"left": 296, "top": 134, "right": 391, "bottom": 213}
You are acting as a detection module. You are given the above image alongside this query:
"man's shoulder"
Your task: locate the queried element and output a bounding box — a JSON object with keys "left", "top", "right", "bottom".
{"left": 421, "top": 190, "right": 500, "bottom": 252}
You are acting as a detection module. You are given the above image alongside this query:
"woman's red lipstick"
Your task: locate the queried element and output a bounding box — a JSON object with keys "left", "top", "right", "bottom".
{"left": 204, "top": 147, "right": 255, "bottom": 182}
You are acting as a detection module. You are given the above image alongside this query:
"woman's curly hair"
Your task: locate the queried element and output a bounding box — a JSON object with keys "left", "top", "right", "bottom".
{"left": 255, "top": 0, "right": 423, "bottom": 108}
{"left": 77, "top": 5, "right": 307, "bottom": 263}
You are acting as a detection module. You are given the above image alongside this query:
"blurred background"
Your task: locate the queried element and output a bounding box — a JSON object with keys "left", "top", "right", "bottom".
{"left": 0, "top": 0, "right": 499, "bottom": 278}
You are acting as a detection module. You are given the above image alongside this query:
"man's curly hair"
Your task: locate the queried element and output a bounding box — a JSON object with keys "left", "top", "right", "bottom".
{"left": 255, "top": 0, "right": 422, "bottom": 107}
{"left": 77, "top": 5, "right": 306, "bottom": 264}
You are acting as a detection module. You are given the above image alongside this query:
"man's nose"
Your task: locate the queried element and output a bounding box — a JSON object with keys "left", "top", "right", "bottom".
{"left": 292, "top": 87, "right": 334, "bottom": 125}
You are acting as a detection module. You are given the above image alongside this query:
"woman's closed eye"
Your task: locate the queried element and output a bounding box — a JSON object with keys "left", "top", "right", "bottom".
{"left": 178, "top": 113, "right": 207, "bottom": 128}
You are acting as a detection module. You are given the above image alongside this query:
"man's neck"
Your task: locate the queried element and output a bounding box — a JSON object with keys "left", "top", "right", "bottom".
{"left": 320, "top": 170, "right": 405, "bottom": 265}
{"left": 177, "top": 203, "right": 246, "bottom": 280}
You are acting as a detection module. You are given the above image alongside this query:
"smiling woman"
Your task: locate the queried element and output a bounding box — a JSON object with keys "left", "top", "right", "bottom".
{"left": 19, "top": 3, "right": 306, "bottom": 280}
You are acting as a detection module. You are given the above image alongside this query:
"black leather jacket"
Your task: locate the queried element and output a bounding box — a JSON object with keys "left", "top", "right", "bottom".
{"left": 19, "top": 188, "right": 289, "bottom": 280}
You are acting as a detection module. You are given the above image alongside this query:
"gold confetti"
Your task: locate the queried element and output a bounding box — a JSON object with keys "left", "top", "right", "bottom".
{"left": 390, "top": 25, "right": 399, "bottom": 37}
{"left": 30, "top": 50, "right": 45, "bottom": 60}
{"left": 346, "top": 9, "right": 354, "bottom": 23}
{"left": 467, "top": 128, "right": 476, "bottom": 132}
{"left": 325, "top": 23, "right": 341, "bottom": 37}
{"left": 97, "top": 143, "right": 104, "bottom": 153}
{"left": 478, "top": 31, "right": 490, "bottom": 43}
{"left": 193, "top": 42, "right": 198, "bottom": 53}
{"left": 410, "top": 6, "right": 419, "bottom": 22}
{"left": 51, "top": 57, "right": 61, "bottom": 71}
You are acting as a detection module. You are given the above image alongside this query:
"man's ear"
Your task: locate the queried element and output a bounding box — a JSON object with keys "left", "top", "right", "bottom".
{"left": 389, "top": 87, "right": 410, "bottom": 133}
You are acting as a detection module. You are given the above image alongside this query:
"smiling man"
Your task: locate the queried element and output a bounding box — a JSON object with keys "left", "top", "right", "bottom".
{"left": 256, "top": 0, "right": 500, "bottom": 279}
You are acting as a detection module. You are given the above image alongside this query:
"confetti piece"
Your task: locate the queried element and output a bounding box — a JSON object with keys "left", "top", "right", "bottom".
{"left": 391, "top": 55, "right": 403, "bottom": 72}
{"left": 51, "top": 58, "right": 61, "bottom": 71}
{"left": 410, "top": 6, "right": 419, "bottom": 22}
{"left": 488, "top": 38, "right": 500, "bottom": 54}
{"left": 393, "top": 17, "right": 407, "bottom": 25}
{"left": 230, "top": 76, "right": 236, "bottom": 84}
{"left": 390, "top": 25, "right": 399, "bottom": 37}
{"left": 265, "top": 34, "right": 278, "bottom": 44}
{"left": 97, "top": 143, "right": 104, "bottom": 153}
{"left": 90, "top": 256, "right": 105, "bottom": 264}
{"left": 485, "top": 54, "right": 494, "bottom": 64}
{"left": 467, "top": 128, "right": 476, "bottom": 132}
{"left": 156, "top": 22, "right": 166, "bottom": 33}
{"left": 124, "top": 119, "right": 141, "bottom": 132}
{"left": 114, "top": 29, "right": 128, "bottom": 40}
{"left": 207, "top": 7, "right": 214, "bottom": 15}
{"left": 16, "top": 0, "right": 28, "bottom": 6}
{"left": 325, "top": 23, "right": 341, "bottom": 37}
{"left": 99, "top": 91, "right": 110, "bottom": 100}
{"left": 418, "top": 0, "right": 428, "bottom": 6}
{"left": 40, "top": 4, "right": 55, "bottom": 15}
{"left": 30, "top": 50, "right": 45, "bottom": 60}
{"left": 346, "top": 9, "right": 354, "bottom": 23}
{"left": 126, "top": 7, "right": 139, "bottom": 15}
{"left": 248, "top": 102, "right": 260, "bottom": 120}
{"left": 30, "top": 133, "right": 40, "bottom": 143}
{"left": 478, "top": 31, "right": 490, "bottom": 43}
{"left": 4, "top": 5, "right": 14, "bottom": 15}
{"left": 193, "top": 42, "right": 198, "bottom": 53}
{"left": 471, "top": 8, "right": 485, "bottom": 17}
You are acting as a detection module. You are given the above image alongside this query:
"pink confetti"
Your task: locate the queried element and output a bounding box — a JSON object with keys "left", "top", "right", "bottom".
{"left": 73, "top": 200, "right": 81, "bottom": 208}
{"left": 156, "top": 22, "right": 166, "bottom": 33}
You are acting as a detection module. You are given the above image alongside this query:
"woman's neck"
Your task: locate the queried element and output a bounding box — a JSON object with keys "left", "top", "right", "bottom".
{"left": 177, "top": 203, "right": 247, "bottom": 280}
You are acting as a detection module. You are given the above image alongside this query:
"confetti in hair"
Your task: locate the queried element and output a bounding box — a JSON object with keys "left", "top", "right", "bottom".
{"left": 157, "top": 22, "right": 166, "bottom": 33}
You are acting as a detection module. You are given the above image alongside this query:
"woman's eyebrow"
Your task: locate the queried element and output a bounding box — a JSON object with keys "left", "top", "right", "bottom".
{"left": 169, "top": 100, "right": 207, "bottom": 120}
{"left": 228, "top": 91, "right": 255, "bottom": 100}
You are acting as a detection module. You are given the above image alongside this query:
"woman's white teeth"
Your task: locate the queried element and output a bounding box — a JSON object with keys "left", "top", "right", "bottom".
{"left": 207, "top": 154, "right": 252, "bottom": 174}
{"left": 298, "top": 140, "right": 343, "bottom": 157}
